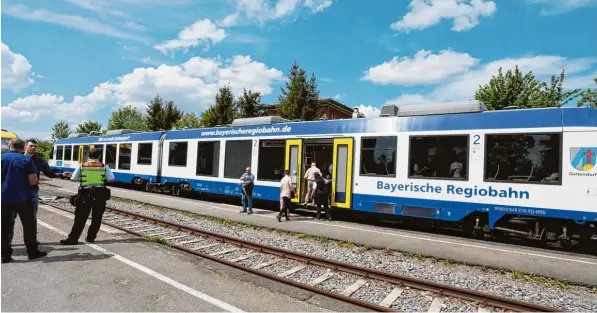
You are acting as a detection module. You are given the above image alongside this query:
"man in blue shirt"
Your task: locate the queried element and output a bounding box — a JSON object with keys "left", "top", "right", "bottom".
{"left": 239, "top": 167, "right": 255, "bottom": 214}
{"left": 1, "top": 139, "right": 48, "bottom": 263}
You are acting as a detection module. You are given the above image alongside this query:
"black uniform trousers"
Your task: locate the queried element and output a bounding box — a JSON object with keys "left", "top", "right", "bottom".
{"left": 278, "top": 196, "right": 291, "bottom": 218}
{"left": 1, "top": 199, "right": 39, "bottom": 257}
{"left": 67, "top": 189, "right": 107, "bottom": 242}
{"left": 315, "top": 194, "right": 331, "bottom": 220}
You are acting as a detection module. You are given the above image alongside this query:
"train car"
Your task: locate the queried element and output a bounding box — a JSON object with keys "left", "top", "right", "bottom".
{"left": 48, "top": 101, "right": 597, "bottom": 249}
{"left": 1, "top": 129, "right": 18, "bottom": 153}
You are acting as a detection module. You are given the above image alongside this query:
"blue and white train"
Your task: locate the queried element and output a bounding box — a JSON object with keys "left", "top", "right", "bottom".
{"left": 49, "top": 101, "right": 597, "bottom": 249}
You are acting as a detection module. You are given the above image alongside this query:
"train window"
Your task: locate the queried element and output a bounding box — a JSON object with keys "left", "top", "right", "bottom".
{"left": 137, "top": 143, "right": 153, "bottom": 165}
{"left": 168, "top": 141, "right": 188, "bottom": 167}
{"left": 105, "top": 144, "right": 117, "bottom": 169}
{"left": 408, "top": 135, "right": 469, "bottom": 180}
{"left": 257, "top": 140, "right": 286, "bottom": 181}
{"left": 94, "top": 145, "right": 105, "bottom": 163}
{"left": 73, "top": 145, "right": 80, "bottom": 162}
{"left": 82, "top": 145, "right": 91, "bottom": 162}
{"left": 196, "top": 141, "right": 220, "bottom": 176}
{"left": 360, "top": 137, "right": 396, "bottom": 177}
{"left": 64, "top": 145, "right": 73, "bottom": 161}
{"left": 56, "top": 145, "right": 64, "bottom": 160}
{"left": 224, "top": 140, "right": 252, "bottom": 179}
{"left": 118, "top": 143, "right": 132, "bottom": 170}
{"left": 484, "top": 133, "right": 561, "bottom": 184}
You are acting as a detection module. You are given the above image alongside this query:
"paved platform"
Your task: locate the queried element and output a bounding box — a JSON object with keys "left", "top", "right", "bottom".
{"left": 44, "top": 179, "right": 597, "bottom": 286}
{"left": 2, "top": 204, "right": 366, "bottom": 312}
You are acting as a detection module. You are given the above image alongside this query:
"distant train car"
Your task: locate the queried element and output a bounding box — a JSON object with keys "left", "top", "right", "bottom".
{"left": 1, "top": 129, "right": 18, "bottom": 153}
{"left": 49, "top": 101, "right": 597, "bottom": 249}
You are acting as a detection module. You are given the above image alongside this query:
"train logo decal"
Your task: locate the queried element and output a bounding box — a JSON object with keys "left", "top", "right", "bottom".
{"left": 56, "top": 160, "right": 63, "bottom": 167}
{"left": 569, "top": 147, "right": 596, "bottom": 172}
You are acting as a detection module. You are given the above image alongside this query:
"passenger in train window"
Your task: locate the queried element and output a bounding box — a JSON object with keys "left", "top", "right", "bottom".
{"left": 449, "top": 156, "right": 464, "bottom": 178}
{"left": 313, "top": 172, "right": 332, "bottom": 221}
{"left": 304, "top": 162, "right": 321, "bottom": 204}
{"left": 239, "top": 167, "right": 255, "bottom": 214}
{"left": 277, "top": 170, "right": 294, "bottom": 222}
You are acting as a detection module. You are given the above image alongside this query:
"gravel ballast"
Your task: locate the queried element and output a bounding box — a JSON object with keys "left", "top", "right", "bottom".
{"left": 43, "top": 193, "right": 597, "bottom": 311}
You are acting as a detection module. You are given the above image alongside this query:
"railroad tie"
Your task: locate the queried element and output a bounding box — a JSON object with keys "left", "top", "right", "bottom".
{"left": 147, "top": 231, "right": 169, "bottom": 237}
{"left": 229, "top": 253, "right": 259, "bottom": 263}
{"left": 193, "top": 243, "right": 220, "bottom": 250}
{"left": 251, "top": 259, "right": 281, "bottom": 270}
{"left": 178, "top": 238, "right": 203, "bottom": 245}
{"left": 163, "top": 235, "right": 188, "bottom": 241}
{"left": 277, "top": 265, "right": 307, "bottom": 278}
{"left": 378, "top": 287, "right": 404, "bottom": 307}
{"left": 428, "top": 297, "right": 445, "bottom": 313}
{"left": 139, "top": 227, "right": 162, "bottom": 233}
{"left": 477, "top": 306, "right": 490, "bottom": 313}
{"left": 210, "top": 248, "right": 239, "bottom": 256}
{"left": 340, "top": 279, "right": 367, "bottom": 297}
{"left": 127, "top": 224, "right": 149, "bottom": 230}
{"left": 308, "top": 271, "right": 335, "bottom": 286}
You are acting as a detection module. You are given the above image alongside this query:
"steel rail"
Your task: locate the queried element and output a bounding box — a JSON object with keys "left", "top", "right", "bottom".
{"left": 41, "top": 199, "right": 562, "bottom": 313}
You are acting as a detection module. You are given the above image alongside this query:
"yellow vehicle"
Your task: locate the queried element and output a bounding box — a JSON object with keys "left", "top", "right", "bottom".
{"left": 1, "top": 129, "right": 18, "bottom": 153}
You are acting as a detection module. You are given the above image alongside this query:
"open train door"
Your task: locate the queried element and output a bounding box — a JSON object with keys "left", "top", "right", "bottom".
{"left": 331, "top": 138, "right": 354, "bottom": 209}
{"left": 285, "top": 139, "right": 303, "bottom": 203}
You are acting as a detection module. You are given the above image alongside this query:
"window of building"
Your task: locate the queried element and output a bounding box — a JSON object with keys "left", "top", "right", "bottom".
{"left": 224, "top": 140, "right": 252, "bottom": 178}
{"left": 118, "top": 143, "right": 132, "bottom": 170}
{"left": 257, "top": 140, "right": 286, "bottom": 181}
{"left": 105, "top": 144, "right": 117, "bottom": 169}
{"left": 196, "top": 141, "right": 220, "bottom": 176}
{"left": 56, "top": 145, "right": 64, "bottom": 160}
{"left": 169, "top": 141, "right": 188, "bottom": 166}
{"left": 409, "top": 135, "right": 469, "bottom": 180}
{"left": 64, "top": 145, "right": 72, "bottom": 161}
{"left": 484, "top": 133, "right": 561, "bottom": 184}
{"left": 360, "top": 137, "right": 396, "bottom": 177}
{"left": 137, "top": 143, "right": 152, "bottom": 165}
{"left": 73, "top": 145, "right": 80, "bottom": 162}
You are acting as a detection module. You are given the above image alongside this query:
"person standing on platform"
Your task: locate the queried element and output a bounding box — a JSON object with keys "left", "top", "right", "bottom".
{"left": 1, "top": 139, "right": 47, "bottom": 263}
{"left": 239, "top": 167, "right": 255, "bottom": 214}
{"left": 24, "top": 139, "right": 63, "bottom": 242}
{"left": 277, "top": 170, "right": 294, "bottom": 222}
{"left": 313, "top": 172, "right": 332, "bottom": 221}
{"left": 60, "top": 148, "right": 115, "bottom": 245}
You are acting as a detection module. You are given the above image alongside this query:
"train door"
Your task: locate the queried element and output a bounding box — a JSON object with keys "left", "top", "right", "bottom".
{"left": 285, "top": 139, "right": 303, "bottom": 203}
{"left": 331, "top": 138, "right": 354, "bottom": 209}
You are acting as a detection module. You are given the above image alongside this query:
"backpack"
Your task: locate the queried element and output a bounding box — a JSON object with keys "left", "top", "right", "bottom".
{"left": 316, "top": 177, "right": 328, "bottom": 196}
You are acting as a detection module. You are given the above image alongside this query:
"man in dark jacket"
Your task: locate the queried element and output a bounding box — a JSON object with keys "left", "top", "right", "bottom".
{"left": 313, "top": 172, "right": 332, "bottom": 221}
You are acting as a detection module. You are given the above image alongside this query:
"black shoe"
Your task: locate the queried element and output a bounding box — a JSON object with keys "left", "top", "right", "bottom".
{"left": 28, "top": 251, "right": 48, "bottom": 260}
{"left": 285, "top": 216, "right": 290, "bottom": 221}
{"left": 85, "top": 237, "right": 95, "bottom": 243}
{"left": 239, "top": 210, "right": 247, "bottom": 213}
{"left": 327, "top": 218, "right": 332, "bottom": 221}
{"left": 36, "top": 241, "right": 41, "bottom": 245}
{"left": 1, "top": 257, "right": 13, "bottom": 263}
{"left": 247, "top": 211, "right": 253, "bottom": 215}
{"left": 276, "top": 215, "right": 281, "bottom": 222}
{"left": 60, "top": 239, "right": 79, "bottom": 245}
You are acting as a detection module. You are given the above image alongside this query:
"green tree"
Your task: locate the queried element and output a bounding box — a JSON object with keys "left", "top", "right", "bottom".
{"left": 578, "top": 77, "right": 597, "bottom": 109}
{"left": 108, "top": 105, "right": 148, "bottom": 131}
{"left": 34, "top": 139, "right": 53, "bottom": 160}
{"left": 236, "top": 89, "right": 264, "bottom": 118}
{"left": 474, "top": 66, "right": 543, "bottom": 110}
{"left": 76, "top": 121, "right": 102, "bottom": 134}
{"left": 145, "top": 95, "right": 184, "bottom": 131}
{"left": 162, "top": 100, "right": 184, "bottom": 130}
{"left": 536, "top": 70, "right": 581, "bottom": 107}
{"left": 174, "top": 112, "right": 202, "bottom": 129}
{"left": 51, "top": 121, "right": 71, "bottom": 140}
{"left": 200, "top": 85, "right": 236, "bottom": 127}
{"left": 277, "top": 61, "right": 320, "bottom": 120}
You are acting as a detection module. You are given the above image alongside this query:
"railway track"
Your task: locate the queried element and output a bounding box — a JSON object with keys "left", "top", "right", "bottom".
{"left": 41, "top": 198, "right": 561, "bottom": 313}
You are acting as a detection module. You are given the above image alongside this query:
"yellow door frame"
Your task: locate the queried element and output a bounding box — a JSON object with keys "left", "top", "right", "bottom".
{"left": 78, "top": 145, "right": 84, "bottom": 163}
{"left": 331, "top": 138, "right": 353, "bottom": 209}
{"left": 285, "top": 139, "right": 303, "bottom": 203}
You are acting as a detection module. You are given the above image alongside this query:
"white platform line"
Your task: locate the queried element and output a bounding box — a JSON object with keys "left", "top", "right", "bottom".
{"left": 37, "top": 219, "right": 245, "bottom": 313}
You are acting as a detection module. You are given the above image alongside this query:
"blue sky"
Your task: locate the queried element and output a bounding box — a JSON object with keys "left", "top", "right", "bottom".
{"left": 2, "top": 0, "right": 596, "bottom": 140}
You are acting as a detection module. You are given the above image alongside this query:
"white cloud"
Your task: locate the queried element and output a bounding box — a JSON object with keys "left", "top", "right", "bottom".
{"left": 363, "top": 49, "right": 479, "bottom": 86}
{"left": 123, "top": 21, "right": 147, "bottom": 31}
{"left": 391, "top": 0, "right": 497, "bottom": 32}
{"left": 154, "top": 19, "right": 226, "bottom": 55}
{"left": 384, "top": 55, "right": 597, "bottom": 105}
{"left": 219, "top": 0, "right": 333, "bottom": 26}
{"left": 1, "top": 43, "right": 35, "bottom": 92}
{"left": 2, "top": 55, "right": 284, "bottom": 124}
{"left": 356, "top": 105, "right": 381, "bottom": 118}
{"left": 3, "top": 4, "right": 145, "bottom": 42}
{"left": 333, "top": 94, "right": 345, "bottom": 100}
{"left": 525, "top": 0, "right": 597, "bottom": 15}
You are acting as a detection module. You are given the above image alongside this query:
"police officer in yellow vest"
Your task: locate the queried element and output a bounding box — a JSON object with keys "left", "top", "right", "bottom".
{"left": 60, "top": 148, "right": 115, "bottom": 245}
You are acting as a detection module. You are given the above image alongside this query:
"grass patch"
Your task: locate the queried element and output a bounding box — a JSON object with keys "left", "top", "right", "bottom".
{"left": 442, "top": 258, "right": 456, "bottom": 266}
{"left": 336, "top": 241, "right": 357, "bottom": 249}
{"left": 144, "top": 235, "right": 170, "bottom": 246}
{"left": 510, "top": 270, "right": 569, "bottom": 290}
{"left": 363, "top": 244, "right": 372, "bottom": 250}
{"left": 403, "top": 252, "right": 425, "bottom": 261}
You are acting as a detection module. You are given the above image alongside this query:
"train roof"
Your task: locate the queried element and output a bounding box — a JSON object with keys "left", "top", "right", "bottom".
{"left": 53, "top": 103, "right": 596, "bottom": 144}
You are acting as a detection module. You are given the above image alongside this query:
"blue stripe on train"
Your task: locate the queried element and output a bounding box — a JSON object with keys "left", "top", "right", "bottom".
{"left": 50, "top": 166, "right": 597, "bottom": 229}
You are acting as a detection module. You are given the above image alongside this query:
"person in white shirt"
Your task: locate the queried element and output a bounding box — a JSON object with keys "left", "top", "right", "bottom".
{"left": 277, "top": 170, "right": 294, "bottom": 222}
{"left": 450, "top": 158, "right": 464, "bottom": 178}
{"left": 303, "top": 162, "right": 320, "bottom": 204}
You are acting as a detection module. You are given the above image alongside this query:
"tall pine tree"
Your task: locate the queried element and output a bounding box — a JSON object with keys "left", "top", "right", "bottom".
{"left": 200, "top": 85, "right": 236, "bottom": 127}
{"left": 237, "top": 88, "right": 263, "bottom": 118}
{"left": 277, "top": 61, "right": 320, "bottom": 121}
{"left": 145, "top": 95, "right": 184, "bottom": 131}
{"left": 163, "top": 100, "right": 184, "bottom": 130}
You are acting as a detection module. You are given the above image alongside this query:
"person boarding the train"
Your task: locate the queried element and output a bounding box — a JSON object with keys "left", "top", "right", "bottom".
{"left": 304, "top": 162, "right": 321, "bottom": 204}
{"left": 239, "top": 167, "right": 255, "bottom": 214}
{"left": 313, "top": 172, "right": 332, "bottom": 221}
{"left": 277, "top": 170, "right": 294, "bottom": 222}
{"left": 60, "top": 148, "right": 115, "bottom": 245}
